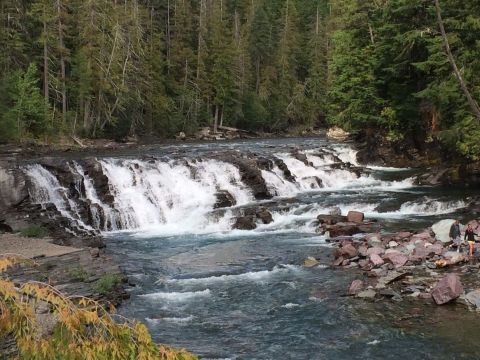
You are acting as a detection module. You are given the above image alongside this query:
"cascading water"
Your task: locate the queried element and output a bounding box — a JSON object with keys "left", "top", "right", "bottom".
{"left": 22, "top": 141, "right": 466, "bottom": 237}
{"left": 20, "top": 137, "right": 480, "bottom": 359}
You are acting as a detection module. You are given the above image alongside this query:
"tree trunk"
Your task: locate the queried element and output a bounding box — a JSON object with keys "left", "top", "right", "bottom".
{"left": 213, "top": 105, "right": 219, "bottom": 133}
{"left": 255, "top": 59, "right": 260, "bottom": 94}
{"left": 166, "top": 0, "right": 171, "bottom": 67}
{"left": 42, "top": 7, "right": 49, "bottom": 107}
{"left": 434, "top": 0, "right": 480, "bottom": 121}
{"left": 57, "top": 0, "right": 67, "bottom": 127}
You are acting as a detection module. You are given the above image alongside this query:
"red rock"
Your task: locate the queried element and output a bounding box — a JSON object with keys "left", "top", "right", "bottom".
{"left": 431, "top": 273, "right": 464, "bottom": 305}
{"left": 339, "top": 243, "right": 358, "bottom": 258}
{"left": 367, "top": 247, "right": 385, "bottom": 256}
{"left": 411, "top": 232, "right": 434, "bottom": 243}
{"left": 348, "top": 280, "right": 364, "bottom": 295}
{"left": 419, "top": 292, "right": 433, "bottom": 300}
{"left": 332, "top": 257, "right": 344, "bottom": 266}
{"left": 428, "top": 243, "right": 444, "bottom": 255}
{"left": 358, "top": 259, "right": 369, "bottom": 268}
{"left": 328, "top": 224, "right": 361, "bottom": 238}
{"left": 347, "top": 211, "right": 364, "bottom": 223}
{"left": 396, "top": 231, "right": 412, "bottom": 240}
{"left": 341, "top": 259, "right": 350, "bottom": 266}
{"left": 384, "top": 253, "right": 408, "bottom": 268}
{"left": 370, "top": 253, "right": 384, "bottom": 266}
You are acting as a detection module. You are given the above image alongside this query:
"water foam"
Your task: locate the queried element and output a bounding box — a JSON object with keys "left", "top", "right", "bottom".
{"left": 167, "top": 266, "right": 302, "bottom": 285}
{"left": 140, "top": 289, "right": 211, "bottom": 301}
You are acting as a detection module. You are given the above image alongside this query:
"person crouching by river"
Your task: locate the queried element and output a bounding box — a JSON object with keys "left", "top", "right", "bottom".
{"left": 449, "top": 220, "right": 462, "bottom": 252}
{"left": 464, "top": 224, "right": 478, "bottom": 257}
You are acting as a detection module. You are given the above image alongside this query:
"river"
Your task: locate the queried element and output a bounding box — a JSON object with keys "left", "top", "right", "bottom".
{"left": 23, "top": 137, "right": 480, "bottom": 359}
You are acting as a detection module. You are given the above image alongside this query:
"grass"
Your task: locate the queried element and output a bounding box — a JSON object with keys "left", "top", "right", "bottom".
{"left": 20, "top": 225, "right": 48, "bottom": 238}
{"left": 94, "top": 273, "right": 123, "bottom": 295}
{"left": 68, "top": 266, "right": 89, "bottom": 282}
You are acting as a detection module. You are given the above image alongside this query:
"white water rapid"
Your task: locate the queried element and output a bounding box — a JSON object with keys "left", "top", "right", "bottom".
{"left": 23, "top": 142, "right": 468, "bottom": 236}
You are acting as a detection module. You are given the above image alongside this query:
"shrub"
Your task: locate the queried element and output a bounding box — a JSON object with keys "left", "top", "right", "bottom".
{"left": 68, "top": 266, "right": 89, "bottom": 282}
{"left": 20, "top": 225, "right": 48, "bottom": 238}
{"left": 94, "top": 273, "right": 123, "bottom": 295}
{"left": 0, "top": 255, "right": 198, "bottom": 360}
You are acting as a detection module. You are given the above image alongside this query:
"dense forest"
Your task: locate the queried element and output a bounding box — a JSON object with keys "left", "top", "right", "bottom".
{"left": 0, "top": 0, "right": 479, "bottom": 158}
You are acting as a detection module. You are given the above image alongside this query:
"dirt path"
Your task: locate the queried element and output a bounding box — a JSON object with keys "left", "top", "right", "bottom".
{"left": 0, "top": 233, "right": 81, "bottom": 258}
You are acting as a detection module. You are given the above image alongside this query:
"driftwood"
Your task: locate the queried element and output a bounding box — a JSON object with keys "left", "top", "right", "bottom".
{"left": 70, "top": 136, "right": 86, "bottom": 148}
{"left": 218, "top": 125, "right": 250, "bottom": 133}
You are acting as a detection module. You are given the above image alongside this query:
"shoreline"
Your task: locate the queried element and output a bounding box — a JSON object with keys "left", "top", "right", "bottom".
{"left": 320, "top": 213, "right": 480, "bottom": 310}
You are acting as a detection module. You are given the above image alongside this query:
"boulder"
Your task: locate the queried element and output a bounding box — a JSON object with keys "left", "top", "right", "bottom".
{"left": 332, "top": 257, "right": 344, "bottom": 266}
{"left": 357, "top": 289, "right": 376, "bottom": 299}
{"left": 370, "top": 253, "right": 384, "bottom": 267}
{"left": 256, "top": 208, "right": 273, "bottom": 224}
{"left": 303, "top": 257, "right": 319, "bottom": 268}
{"left": 317, "top": 214, "right": 347, "bottom": 225}
{"left": 431, "top": 273, "right": 464, "bottom": 305}
{"left": 339, "top": 244, "right": 358, "bottom": 258}
{"left": 366, "top": 234, "right": 382, "bottom": 247}
{"left": 431, "top": 219, "right": 457, "bottom": 243}
{"left": 464, "top": 289, "right": 480, "bottom": 309}
{"left": 435, "top": 253, "right": 465, "bottom": 268}
{"left": 347, "top": 211, "right": 364, "bottom": 223}
{"left": 327, "top": 126, "right": 350, "bottom": 141}
{"left": 367, "top": 247, "right": 385, "bottom": 256}
{"left": 383, "top": 253, "right": 408, "bottom": 268}
{"left": 329, "top": 207, "right": 342, "bottom": 216}
{"left": 395, "top": 231, "right": 412, "bottom": 240}
{"left": 388, "top": 241, "right": 399, "bottom": 248}
{"left": 233, "top": 216, "right": 257, "bottom": 230}
{"left": 348, "top": 280, "right": 364, "bottom": 295}
{"left": 327, "top": 223, "right": 360, "bottom": 238}
{"left": 175, "top": 131, "right": 186, "bottom": 140}
{"left": 214, "top": 190, "right": 236, "bottom": 209}
{"left": 358, "top": 245, "right": 368, "bottom": 257}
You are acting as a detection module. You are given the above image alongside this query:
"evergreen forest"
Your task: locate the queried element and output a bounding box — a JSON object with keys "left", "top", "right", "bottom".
{"left": 1, "top": 0, "right": 480, "bottom": 159}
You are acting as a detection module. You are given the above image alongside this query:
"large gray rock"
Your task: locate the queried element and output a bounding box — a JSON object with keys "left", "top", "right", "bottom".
{"left": 431, "top": 273, "right": 464, "bottom": 305}
{"left": 464, "top": 289, "right": 480, "bottom": 309}
{"left": 233, "top": 216, "right": 257, "bottom": 230}
{"left": 431, "top": 219, "right": 458, "bottom": 243}
{"left": 0, "top": 167, "right": 28, "bottom": 209}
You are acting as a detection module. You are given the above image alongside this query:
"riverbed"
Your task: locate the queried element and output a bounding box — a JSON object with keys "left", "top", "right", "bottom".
{"left": 84, "top": 137, "right": 480, "bottom": 359}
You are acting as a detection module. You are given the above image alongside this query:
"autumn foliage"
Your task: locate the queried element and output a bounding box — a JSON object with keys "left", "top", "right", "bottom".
{"left": 0, "top": 255, "right": 197, "bottom": 360}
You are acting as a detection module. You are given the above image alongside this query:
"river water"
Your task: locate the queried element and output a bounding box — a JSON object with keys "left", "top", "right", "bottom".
{"left": 23, "top": 137, "right": 480, "bottom": 359}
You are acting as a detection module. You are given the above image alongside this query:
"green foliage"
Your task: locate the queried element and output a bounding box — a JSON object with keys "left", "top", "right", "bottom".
{"left": 94, "top": 273, "right": 122, "bottom": 295}
{"left": 20, "top": 225, "right": 48, "bottom": 238}
{"left": 68, "top": 266, "right": 90, "bottom": 282}
{"left": 1, "top": 0, "right": 480, "bottom": 159}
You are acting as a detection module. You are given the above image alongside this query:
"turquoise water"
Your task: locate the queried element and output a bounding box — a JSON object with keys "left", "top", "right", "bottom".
{"left": 101, "top": 138, "right": 480, "bottom": 359}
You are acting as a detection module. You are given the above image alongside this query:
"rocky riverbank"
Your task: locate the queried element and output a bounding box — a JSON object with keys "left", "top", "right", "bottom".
{"left": 308, "top": 211, "right": 480, "bottom": 311}
{"left": 0, "top": 233, "right": 129, "bottom": 358}
{"left": 348, "top": 129, "right": 480, "bottom": 187}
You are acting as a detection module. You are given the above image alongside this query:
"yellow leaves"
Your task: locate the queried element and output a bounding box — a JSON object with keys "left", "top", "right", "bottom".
{"left": 0, "top": 254, "right": 34, "bottom": 273}
{"left": 0, "top": 255, "right": 198, "bottom": 359}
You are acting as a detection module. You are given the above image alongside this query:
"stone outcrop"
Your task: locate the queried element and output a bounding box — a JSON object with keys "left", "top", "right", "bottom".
{"left": 347, "top": 211, "right": 364, "bottom": 223}
{"left": 326, "top": 126, "right": 350, "bottom": 142}
{"left": 232, "top": 207, "right": 273, "bottom": 230}
{"left": 431, "top": 273, "right": 463, "bottom": 305}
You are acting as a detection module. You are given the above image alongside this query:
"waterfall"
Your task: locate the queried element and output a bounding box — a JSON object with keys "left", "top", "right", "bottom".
{"left": 22, "top": 144, "right": 422, "bottom": 235}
